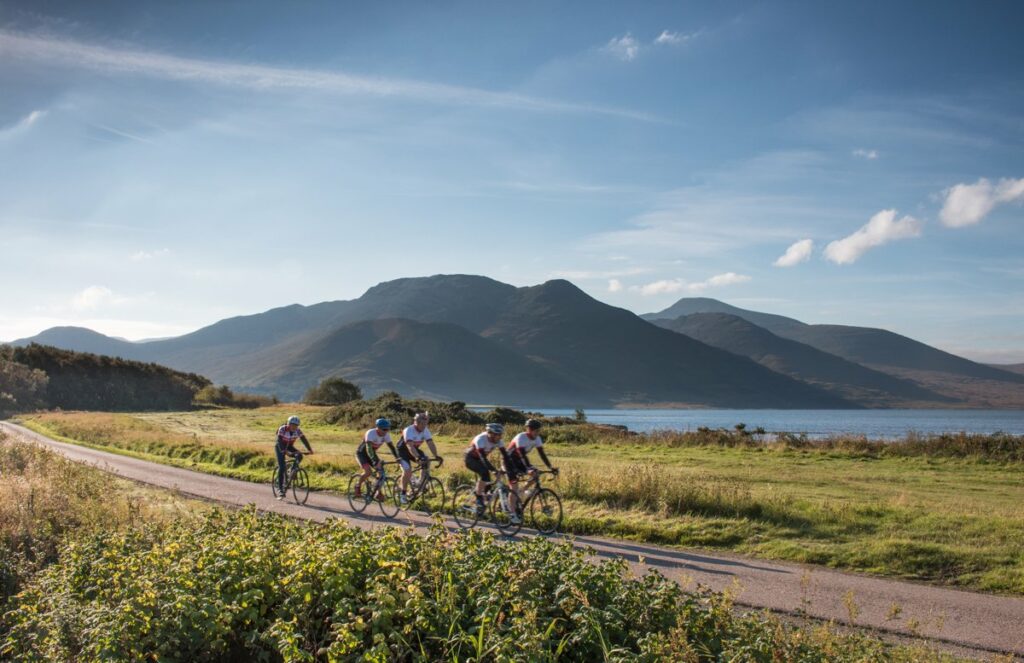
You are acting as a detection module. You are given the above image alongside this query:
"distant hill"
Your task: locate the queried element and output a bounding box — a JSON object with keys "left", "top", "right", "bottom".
{"left": 653, "top": 313, "right": 956, "bottom": 407}
{"left": 16, "top": 276, "right": 1019, "bottom": 408}
{"left": 646, "top": 298, "right": 1024, "bottom": 407}
{"left": 992, "top": 363, "right": 1024, "bottom": 376}
{"left": 227, "top": 317, "right": 602, "bottom": 406}
{"left": 478, "top": 280, "right": 851, "bottom": 408}
{"left": 14, "top": 326, "right": 145, "bottom": 360}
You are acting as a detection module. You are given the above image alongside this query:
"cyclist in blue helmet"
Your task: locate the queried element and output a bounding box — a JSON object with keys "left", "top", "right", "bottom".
{"left": 353, "top": 418, "right": 398, "bottom": 499}
{"left": 275, "top": 415, "right": 314, "bottom": 499}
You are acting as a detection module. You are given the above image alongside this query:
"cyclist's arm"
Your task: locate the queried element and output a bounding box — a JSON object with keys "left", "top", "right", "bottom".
{"left": 385, "top": 440, "right": 399, "bottom": 458}
{"left": 424, "top": 437, "right": 440, "bottom": 459}
{"left": 494, "top": 446, "right": 512, "bottom": 472}
{"left": 299, "top": 434, "right": 313, "bottom": 453}
{"left": 536, "top": 446, "right": 554, "bottom": 469}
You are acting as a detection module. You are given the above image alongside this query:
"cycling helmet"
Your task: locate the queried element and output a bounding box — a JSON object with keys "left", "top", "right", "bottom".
{"left": 414, "top": 412, "right": 429, "bottom": 423}
{"left": 485, "top": 422, "right": 504, "bottom": 435}
{"left": 375, "top": 418, "right": 391, "bottom": 430}
{"left": 525, "top": 418, "right": 541, "bottom": 430}
{"left": 287, "top": 416, "right": 300, "bottom": 425}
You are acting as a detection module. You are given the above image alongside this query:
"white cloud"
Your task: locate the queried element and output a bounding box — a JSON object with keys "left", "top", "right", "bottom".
{"left": 0, "top": 109, "right": 46, "bottom": 138}
{"left": 852, "top": 148, "right": 878, "bottom": 160}
{"left": 654, "top": 30, "right": 682, "bottom": 45}
{"left": 608, "top": 279, "right": 623, "bottom": 293}
{"left": 824, "top": 210, "right": 922, "bottom": 265}
{"left": 633, "top": 272, "right": 750, "bottom": 296}
{"left": 773, "top": 239, "right": 814, "bottom": 267}
{"left": 0, "top": 30, "right": 649, "bottom": 120}
{"left": 604, "top": 33, "right": 640, "bottom": 61}
{"left": 71, "top": 286, "right": 117, "bottom": 311}
{"left": 130, "top": 248, "right": 171, "bottom": 262}
{"left": 939, "top": 177, "right": 1024, "bottom": 228}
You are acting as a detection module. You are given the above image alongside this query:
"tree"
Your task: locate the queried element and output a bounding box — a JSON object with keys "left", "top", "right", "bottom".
{"left": 0, "top": 353, "right": 49, "bottom": 415}
{"left": 303, "top": 376, "right": 363, "bottom": 405}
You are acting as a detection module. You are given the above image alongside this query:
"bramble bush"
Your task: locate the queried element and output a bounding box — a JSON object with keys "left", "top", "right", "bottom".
{"left": 1, "top": 509, "right": 936, "bottom": 662}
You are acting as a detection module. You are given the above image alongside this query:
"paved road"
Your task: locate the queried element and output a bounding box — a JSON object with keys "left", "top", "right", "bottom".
{"left": 3, "top": 421, "right": 1022, "bottom": 658}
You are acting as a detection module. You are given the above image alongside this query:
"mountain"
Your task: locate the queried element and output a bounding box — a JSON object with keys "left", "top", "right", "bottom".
{"left": 13, "top": 326, "right": 145, "bottom": 360}
{"left": 992, "top": 363, "right": 1024, "bottom": 376}
{"left": 230, "top": 317, "right": 602, "bottom": 405}
{"left": 646, "top": 298, "right": 1024, "bottom": 407}
{"left": 11, "top": 276, "right": 853, "bottom": 407}
{"left": 477, "top": 280, "right": 851, "bottom": 408}
{"left": 652, "top": 313, "right": 955, "bottom": 407}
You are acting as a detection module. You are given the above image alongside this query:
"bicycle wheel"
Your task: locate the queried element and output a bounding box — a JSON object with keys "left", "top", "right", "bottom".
{"left": 528, "top": 488, "right": 563, "bottom": 535}
{"left": 271, "top": 468, "right": 283, "bottom": 498}
{"left": 451, "top": 484, "right": 481, "bottom": 530}
{"left": 291, "top": 468, "right": 310, "bottom": 505}
{"left": 490, "top": 488, "right": 521, "bottom": 537}
{"left": 415, "top": 477, "right": 446, "bottom": 513}
{"left": 377, "top": 476, "right": 400, "bottom": 518}
{"left": 347, "top": 473, "right": 371, "bottom": 513}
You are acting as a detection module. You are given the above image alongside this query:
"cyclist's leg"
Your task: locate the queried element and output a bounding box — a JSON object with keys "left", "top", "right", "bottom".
{"left": 275, "top": 444, "right": 287, "bottom": 494}
{"left": 355, "top": 448, "right": 373, "bottom": 495}
{"left": 464, "top": 453, "right": 491, "bottom": 510}
{"left": 398, "top": 444, "right": 413, "bottom": 494}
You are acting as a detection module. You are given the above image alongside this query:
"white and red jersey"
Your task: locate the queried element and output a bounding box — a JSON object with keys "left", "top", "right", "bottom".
{"left": 509, "top": 432, "right": 543, "bottom": 456}
{"left": 401, "top": 424, "right": 433, "bottom": 448}
{"left": 466, "top": 432, "right": 504, "bottom": 457}
{"left": 363, "top": 428, "right": 393, "bottom": 450}
{"left": 277, "top": 425, "right": 304, "bottom": 447}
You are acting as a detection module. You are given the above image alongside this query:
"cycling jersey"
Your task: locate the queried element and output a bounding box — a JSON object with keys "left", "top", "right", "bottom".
{"left": 277, "top": 424, "right": 305, "bottom": 447}
{"left": 362, "top": 428, "right": 393, "bottom": 450}
{"left": 467, "top": 432, "right": 504, "bottom": 457}
{"left": 400, "top": 424, "right": 432, "bottom": 448}
{"left": 509, "top": 432, "right": 543, "bottom": 455}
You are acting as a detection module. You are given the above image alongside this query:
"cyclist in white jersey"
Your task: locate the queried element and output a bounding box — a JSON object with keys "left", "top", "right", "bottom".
{"left": 463, "top": 422, "right": 513, "bottom": 518}
{"left": 353, "top": 418, "right": 398, "bottom": 499}
{"left": 506, "top": 418, "right": 558, "bottom": 514}
{"left": 396, "top": 412, "right": 443, "bottom": 504}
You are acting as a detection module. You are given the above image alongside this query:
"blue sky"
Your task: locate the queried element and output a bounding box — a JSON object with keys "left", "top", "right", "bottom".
{"left": 1, "top": 1, "right": 1023, "bottom": 361}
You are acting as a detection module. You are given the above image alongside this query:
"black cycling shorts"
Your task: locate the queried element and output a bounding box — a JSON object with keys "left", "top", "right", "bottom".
{"left": 356, "top": 445, "right": 374, "bottom": 469}
{"left": 506, "top": 452, "right": 530, "bottom": 482}
{"left": 397, "top": 442, "right": 427, "bottom": 471}
{"left": 464, "top": 452, "right": 491, "bottom": 483}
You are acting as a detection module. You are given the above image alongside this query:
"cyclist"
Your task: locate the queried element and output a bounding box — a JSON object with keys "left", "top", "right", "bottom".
{"left": 464, "top": 422, "right": 514, "bottom": 520}
{"left": 396, "top": 412, "right": 443, "bottom": 504}
{"left": 507, "top": 418, "right": 558, "bottom": 514}
{"left": 276, "top": 415, "right": 314, "bottom": 499}
{"left": 354, "top": 418, "right": 398, "bottom": 499}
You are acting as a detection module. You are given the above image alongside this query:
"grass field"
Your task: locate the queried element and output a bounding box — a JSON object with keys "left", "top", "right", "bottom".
{"left": 17, "top": 406, "right": 1024, "bottom": 595}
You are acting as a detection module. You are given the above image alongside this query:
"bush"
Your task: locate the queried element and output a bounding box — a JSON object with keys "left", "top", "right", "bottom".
{"left": 303, "top": 376, "right": 362, "bottom": 405}
{"left": 194, "top": 385, "right": 277, "bottom": 409}
{"left": 324, "top": 392, "right": 488, "bottom": 430}
{"left": 0, "top": 353, "right": 48, "bottom": 416}
{"left": 1, "top": 509, "right": 921, "bottom": 662}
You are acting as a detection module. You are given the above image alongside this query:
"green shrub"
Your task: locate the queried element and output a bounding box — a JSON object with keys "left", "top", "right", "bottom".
{"left": 303, "top": 376, "right": 363, "bottom": 406}
{"left": 194, "top": 385, "right": 277, "bottom": 409}
{"left": 2, "top": 509, "right": 932, "bottom": 662}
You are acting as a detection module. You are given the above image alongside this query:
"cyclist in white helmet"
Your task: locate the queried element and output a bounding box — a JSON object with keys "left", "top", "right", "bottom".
{"left": 396, "top": 412, "right": 443, "bottom": 505}
{"left": 464, "top": 422, "right": 513, "bottom": 518}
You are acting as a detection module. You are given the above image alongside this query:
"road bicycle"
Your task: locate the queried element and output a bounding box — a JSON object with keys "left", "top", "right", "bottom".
{"left": 519, "top": 469, "right": 562, "bottom": 535}
{"left": 346, "top": 461, "right": 400, "bottom": 518}
{"left": 392, "top": 456, "right": 445, "bottom": 513}
{"left": 271, "top": 452, "right": 310, "bottom": 505}
{"left": 451, "top": 470, "right": 524, "bottom": 535}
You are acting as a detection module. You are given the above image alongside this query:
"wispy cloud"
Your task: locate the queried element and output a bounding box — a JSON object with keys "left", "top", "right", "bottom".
{"left": 607, "top": 279, "right": 623, "bottom": 293}
{"left": 71, "top": 286, "right": 126, "bottom": 311}
{"left": 0, "top": 109, "right": 46, "bottom": 138}
{"left": 852, "top": 148, "right": 878, "bottom": 160}
{"left": 0, "top": 30, "right": 652, "bottom": 120}
{"left": 633, "top": 272, "right": 750, "bottom": 296}
{"left": 824, "top": 209, "right": 922, "bottom": 265}
{"left": 130, "top": 248, "right": 171, "bottom": 262}
{"left": 773, "top": 239, "right": 814, "bottom": 267}
{"left": 604, "top": 33, "right": 640, "bottom": 61}
{"left": 939, "top": 177, "right": 1024, "bottom": 227}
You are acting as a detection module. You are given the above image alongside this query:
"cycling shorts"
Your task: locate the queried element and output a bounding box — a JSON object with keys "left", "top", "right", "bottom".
{"left": 464, "top": 452, "right": 491, "bottom": 483}
{"left": 397, "top": 442, "right": 427, "bottom": 472}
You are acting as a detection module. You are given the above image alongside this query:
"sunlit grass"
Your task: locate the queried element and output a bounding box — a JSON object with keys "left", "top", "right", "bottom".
{"left": 19, "top": 408, "right": 1024, "bottom": 594}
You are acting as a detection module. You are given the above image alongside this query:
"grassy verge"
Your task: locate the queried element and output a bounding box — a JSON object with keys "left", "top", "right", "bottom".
{"left": 17, "top": 408, "right": 1024, "bottom": 594}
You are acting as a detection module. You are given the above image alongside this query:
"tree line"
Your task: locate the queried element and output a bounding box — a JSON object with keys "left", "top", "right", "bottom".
{"left": 0, "top": 344, "right": 210, "bottom": 414}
